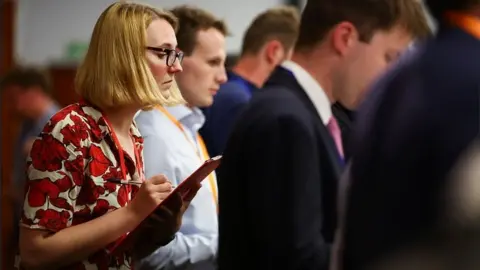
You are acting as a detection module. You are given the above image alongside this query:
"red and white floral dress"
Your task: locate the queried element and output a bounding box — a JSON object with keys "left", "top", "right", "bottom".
{"left": 20, "top": 102, "right": 144, "bottom": 269}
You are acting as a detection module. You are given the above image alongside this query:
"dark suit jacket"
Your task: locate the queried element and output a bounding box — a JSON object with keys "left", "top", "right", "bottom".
{"left": 335, "top": 26, "right": 480, "bottom": 270}
{"left": 332, "top": 103, "right": 354, "bottom": 161}
{"left": 217, "top": 67, "right": 342, "bottom": 270}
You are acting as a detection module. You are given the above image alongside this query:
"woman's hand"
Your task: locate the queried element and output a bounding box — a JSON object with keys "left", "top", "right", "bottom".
{"left": 154, "top": 180, "right": 202, "bottom": 238}
{"left": 132, "top": 181, "right": 202, "bottom": 258}
{"left": 127, "top": 174, "right": 173, "bottom": 220}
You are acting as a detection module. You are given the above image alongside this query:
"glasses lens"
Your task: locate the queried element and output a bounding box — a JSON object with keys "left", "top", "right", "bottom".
{"left": 177, "top": 52, "right": 184, "bottom": 64}
{"left": 167, "top": 50, "right": 176, "bottom": 66}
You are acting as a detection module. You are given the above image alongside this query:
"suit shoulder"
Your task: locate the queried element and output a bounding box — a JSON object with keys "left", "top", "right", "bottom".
{"left": 254, "top": 85, "right": 304, "bottom": 107}
{"left": 252, "top": 87, "right": 307, "bottom": 115}
{"left": 239, "top": 86, "right": 313, "bottom": 132}
{"left": 215, "top": 81, "right": 250, "bottom": 100}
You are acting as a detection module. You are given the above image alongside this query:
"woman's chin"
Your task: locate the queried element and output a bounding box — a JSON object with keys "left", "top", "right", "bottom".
{"left": 159, "top": 87, "right": 171, "bottom": 99}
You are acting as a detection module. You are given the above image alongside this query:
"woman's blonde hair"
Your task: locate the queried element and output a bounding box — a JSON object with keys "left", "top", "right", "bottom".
{"left": 75, "top": 2, "right": 184, "bottom": 109}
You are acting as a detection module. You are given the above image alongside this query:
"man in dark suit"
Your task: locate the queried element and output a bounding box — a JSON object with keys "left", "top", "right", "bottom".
{"left": 217, "top": 1, "right": 430, "bottom": 270}
{"left": 333, "top": 1, "right": 480, "bottom": 269}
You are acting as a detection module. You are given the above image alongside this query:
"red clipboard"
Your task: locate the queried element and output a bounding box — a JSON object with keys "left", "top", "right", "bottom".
{"left": 107, "top": 155, "right": 222, "bottom": 255}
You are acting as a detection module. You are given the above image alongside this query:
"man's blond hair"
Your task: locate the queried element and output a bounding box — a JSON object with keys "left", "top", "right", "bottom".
{"left": 75, "top": 2, "right": 184, "bottom": 110}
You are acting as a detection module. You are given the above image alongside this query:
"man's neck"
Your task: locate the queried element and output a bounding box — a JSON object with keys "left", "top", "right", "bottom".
{"left": 290, "top": 50, "right": 336, "bottom": 103}
{"left": 103, "top": 106, "right": 139, "bottom": 137}
{"left": 232, "top": 55, "right": 272, "bottom": 88}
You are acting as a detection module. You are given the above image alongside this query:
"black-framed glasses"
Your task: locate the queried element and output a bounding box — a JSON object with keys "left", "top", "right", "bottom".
{"left": 147, "top": 46, "right": 184, "bottom": 67}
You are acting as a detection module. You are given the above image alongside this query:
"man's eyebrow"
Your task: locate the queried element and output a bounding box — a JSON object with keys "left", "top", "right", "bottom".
{"left": 208, "top": 56, "right": 224, "bottom": 61}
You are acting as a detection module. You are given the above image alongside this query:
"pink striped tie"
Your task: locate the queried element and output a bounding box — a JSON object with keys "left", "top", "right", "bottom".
{"left": 327, "top": 116, "right": 344, "bottom": 158}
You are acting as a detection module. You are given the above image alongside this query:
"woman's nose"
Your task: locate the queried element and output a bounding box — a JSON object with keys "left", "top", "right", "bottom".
{"left": 170, "top": 59, "right": 183, "bottom": 73}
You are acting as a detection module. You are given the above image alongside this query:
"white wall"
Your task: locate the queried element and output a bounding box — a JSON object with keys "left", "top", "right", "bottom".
{"left": 15, "top": 0, "right": 283, "bottom": 66}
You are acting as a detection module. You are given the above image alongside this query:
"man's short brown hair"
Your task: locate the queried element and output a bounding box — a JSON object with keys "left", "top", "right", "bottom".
{"left": 0, "top": 67, "right": 51, "bottom": 95}
{"left": 170, "top": 5, "right": 228, "bottom": 56}
{"left": 240, "top": 5, "right": 300, "bottom": 56}
{"left": 296, "top": 0, "right": 432, "bottom": 51}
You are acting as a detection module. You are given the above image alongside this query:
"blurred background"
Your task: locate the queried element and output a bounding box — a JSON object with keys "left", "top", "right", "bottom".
{"left": 0, "top": 0, "right": 306, "bottom": 268}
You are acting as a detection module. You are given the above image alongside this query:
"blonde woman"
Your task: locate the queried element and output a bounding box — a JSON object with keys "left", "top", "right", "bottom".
{"left": 18, "top": 2, "right": 195, "bottom": 269}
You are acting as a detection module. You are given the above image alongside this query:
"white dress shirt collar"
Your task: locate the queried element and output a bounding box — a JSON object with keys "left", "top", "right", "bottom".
{"left": 282, "top": 60, "right": 332, "bottom": 125}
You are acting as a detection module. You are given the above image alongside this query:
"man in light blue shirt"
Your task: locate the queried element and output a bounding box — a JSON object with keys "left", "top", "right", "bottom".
{"left": 135, "top": 5, "right": 228, "bottom": 270}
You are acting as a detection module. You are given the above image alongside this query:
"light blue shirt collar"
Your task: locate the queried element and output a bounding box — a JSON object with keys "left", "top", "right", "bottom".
{"left": 166, "top": 105, "right": 205, "bottom": 138}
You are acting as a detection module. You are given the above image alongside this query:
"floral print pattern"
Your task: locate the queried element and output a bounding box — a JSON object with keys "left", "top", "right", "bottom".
{"left": 20, "top": 102, "right": 144, "bottom": 269}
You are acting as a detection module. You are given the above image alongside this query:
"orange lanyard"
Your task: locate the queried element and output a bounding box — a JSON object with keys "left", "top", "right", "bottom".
{"left": 155, "top": 105, "right": 218, "bottom": 210}
{"left": 103, "top": 116, "right": 143, "bottom": 180}
{"left": 445, "top": 11, "right": 480, "bottom": 39}
{"left": 103, "top": 115, "right": 144, "bottom": 206}
{"left": 81, "top": 99, "right": 143, "bottom": 183}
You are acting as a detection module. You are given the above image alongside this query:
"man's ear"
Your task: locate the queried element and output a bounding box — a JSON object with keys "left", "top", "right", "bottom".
{"left": 264, "top": 40, "right": 285, "bottom": 66}
{"left": 331, "top": 21, "right": 359, "bottom": 56}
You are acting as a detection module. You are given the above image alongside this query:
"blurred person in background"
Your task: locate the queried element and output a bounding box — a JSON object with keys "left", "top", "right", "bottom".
{"left": 332, "top": 9, "right": 433, "bottom": 162}
{"left": 200, "top": 5, "right": 300, "bottom": 157}
{"left": 135, "top": 5, "right": 227, "bottom": 270}
{"left": 17, "top": 2, "right": 197, "bottom": 269}
{"left": 332, "top": 0, "right": 480, "bottom": 269}
{"left": 0, "top": 67, "right": 60, "bottom": 244}
{"left": 331, "top": 44, "right": 426, "bottom": 161}
{"left": 217, "top": 0, "right": 430, "bottom": 270}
